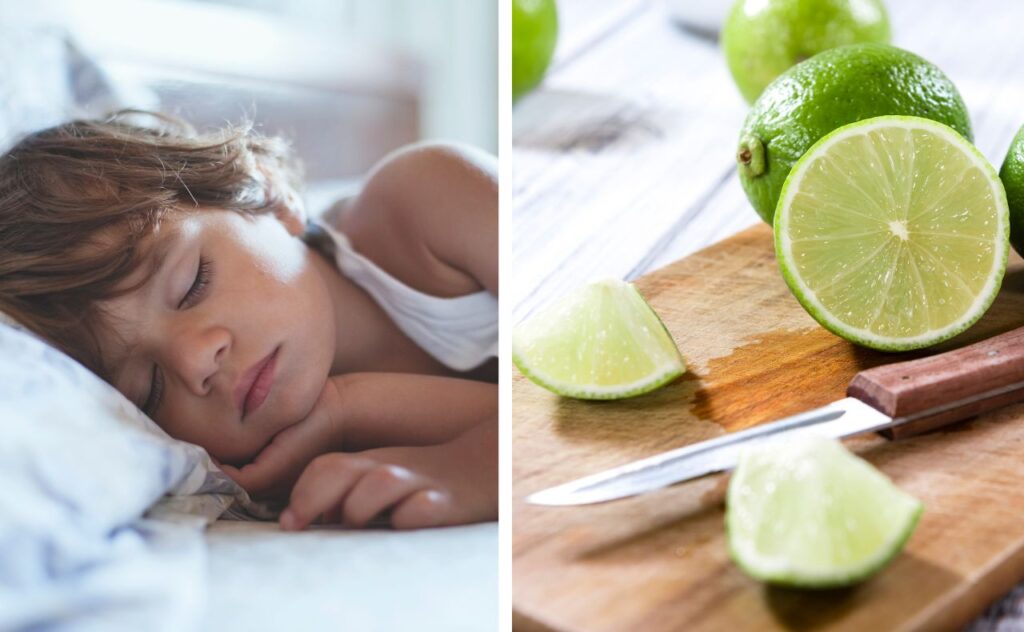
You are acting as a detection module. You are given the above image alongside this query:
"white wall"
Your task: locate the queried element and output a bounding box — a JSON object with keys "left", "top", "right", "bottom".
{"left": 189, "top": 0, "right": 498, "bottom": 153}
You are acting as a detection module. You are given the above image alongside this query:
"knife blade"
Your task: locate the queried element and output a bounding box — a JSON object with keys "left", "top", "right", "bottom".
{"left": 527, "top": 397, "right": 890, "bottom": 506}
{"left": 527, "top": 324, "right": 1024, "bottom": 506}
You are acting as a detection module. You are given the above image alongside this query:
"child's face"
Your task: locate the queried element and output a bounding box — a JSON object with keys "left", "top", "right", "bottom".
{"left": 95, "top": 207, "right": 337, "bottom": 464}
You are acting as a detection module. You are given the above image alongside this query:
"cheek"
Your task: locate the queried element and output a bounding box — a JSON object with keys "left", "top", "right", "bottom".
{"left": 276, "top": 376, "right": 323, "bottom": 431}
{"left": 155, "top": 411, "right": 217, "bottom": 455}
{"left": 241, "top": 250, "right": 323, "bottom": 323}
{"left": 278, "top": 256, "right": 336, "bottom": 362}
{"left": 271, "top": 293, "right": 333, "bottom": 431}
{"left": 244, "top": 222, "right": 309, "bottom": 284}
{"left": 155, "top": 399, "right": 254, "bottom": 462}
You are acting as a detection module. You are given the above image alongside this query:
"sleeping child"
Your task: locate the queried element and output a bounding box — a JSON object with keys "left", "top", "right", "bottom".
{"left": 0, "top": 111, "right": 497, "bottom": 531}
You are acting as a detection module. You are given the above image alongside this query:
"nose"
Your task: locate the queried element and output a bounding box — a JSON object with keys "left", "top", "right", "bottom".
{"left": 164, "top": 323, "right": 231, "bottom": 396}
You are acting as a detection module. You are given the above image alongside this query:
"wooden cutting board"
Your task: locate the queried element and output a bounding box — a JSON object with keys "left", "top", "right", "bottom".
{"left": 513, "top": 223, "right": 1024, "bottom": 632}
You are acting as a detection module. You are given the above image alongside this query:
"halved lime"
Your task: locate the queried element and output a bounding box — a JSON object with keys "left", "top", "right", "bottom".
{"left": 727, "top": 435, "right": 923, "bottom": 588}
{"left": 775, "top": 115, "right": 1009, "bottom": 351}
{"left": 512, "top": 279, "right": 685, "bottom": 399}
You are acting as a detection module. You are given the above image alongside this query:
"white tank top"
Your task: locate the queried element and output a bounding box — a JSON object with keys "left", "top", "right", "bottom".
{"left": 306, "top": 220, "right": 498, "bottom": 371}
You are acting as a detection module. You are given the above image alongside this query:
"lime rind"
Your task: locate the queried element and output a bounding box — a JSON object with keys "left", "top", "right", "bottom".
{"left": 726, "top": 435, "right": 924, "bottom": 588}
{"left": 511, "top": 357, "right": 684, "bottom": 400}
{"left": 774, "top": 115, "right": 1009, "bottom": 351}
{"left": 512, "top": 279, "right": 686, "bottom": 399}
{"left": 723, "top": 0, "right": 891, "bottom": 104}
{"left": 1000, "top": 123, "right": 1024, "bottom": 256}
{"left": 737, "top": 44, "right": 974, "bottom": 225}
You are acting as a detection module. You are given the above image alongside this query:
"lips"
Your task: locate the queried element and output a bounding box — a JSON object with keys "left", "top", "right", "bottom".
{"left": 234, "top": 347, "right": 279, "bottom": 419}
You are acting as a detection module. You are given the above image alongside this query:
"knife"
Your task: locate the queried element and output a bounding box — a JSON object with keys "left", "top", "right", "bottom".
{"left": 527, "top": 325, "right": 1024, "bottom": 506}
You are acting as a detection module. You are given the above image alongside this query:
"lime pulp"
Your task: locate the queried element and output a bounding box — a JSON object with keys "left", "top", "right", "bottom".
{"left": 727, "top": 434, "right": 923, "bottom": 588}
{"left": 512, "top": 279, "right": 685, "bottom": 399}
{"left": 775, "top": 115, "right": 1008, "bottom": 351}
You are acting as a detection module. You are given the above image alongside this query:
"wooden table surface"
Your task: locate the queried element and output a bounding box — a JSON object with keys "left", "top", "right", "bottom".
{"left": 511, "top": 0, "right": 1024, "bottom": 628}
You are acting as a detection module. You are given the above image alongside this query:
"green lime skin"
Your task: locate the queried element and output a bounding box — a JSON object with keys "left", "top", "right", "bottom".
{"left": 1000, "top": 124, "right": 1024, "bottom": 257}
{"left": 723, "top": 0, "right": 891, "bottom": 104}
{"left": 737, "top": 43, "right": 973, "bottom": 225}
{"left": 513, "top": 0, "right": 559, "bottom": 101}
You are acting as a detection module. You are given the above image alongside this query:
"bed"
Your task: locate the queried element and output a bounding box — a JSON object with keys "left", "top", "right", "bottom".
{"left": 0, "top": 2, "right": 496, "bottom": 630}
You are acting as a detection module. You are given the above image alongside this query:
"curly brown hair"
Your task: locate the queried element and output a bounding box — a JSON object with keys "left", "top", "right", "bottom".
{"left": 0, "top": 110, "right": 303, "bottom": 379}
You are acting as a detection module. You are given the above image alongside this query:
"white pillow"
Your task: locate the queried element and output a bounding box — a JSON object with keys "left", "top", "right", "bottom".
{"left": 0, "top": 25, "right": 71, "bottom": 149}
{"left": 0, "top": 318, "right": 253, "bottom": 628}
{"left": 0, "top": 25, "right": 159, "bottom": 151}
{"left": 0, "top": 319, "right": 242, "bottom": 522}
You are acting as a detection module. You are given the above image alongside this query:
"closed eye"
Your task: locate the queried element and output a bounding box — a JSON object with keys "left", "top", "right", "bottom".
{"left": 142, "top": 365, "right": 164, "bottom": 417}
{"left": 179, "top": 255, "right": 212, "bottom": 309}
{"left": 142, "top": 255, "right": 213, "bottom": 415}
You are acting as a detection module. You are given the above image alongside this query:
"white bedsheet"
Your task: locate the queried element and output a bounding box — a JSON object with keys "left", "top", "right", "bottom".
{"left": 204, "top": 521, "right": 497, "bottom": 632}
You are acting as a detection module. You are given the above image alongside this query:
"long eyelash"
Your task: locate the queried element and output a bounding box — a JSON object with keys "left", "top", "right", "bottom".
{"left": 143, "top": 366, "right": 164, "bottom": 416}
{"left": 144, "top": 256, "right": 211, "bottom": 415}
{"left": 181, "top": 256, "right": 212, "bottom": 308}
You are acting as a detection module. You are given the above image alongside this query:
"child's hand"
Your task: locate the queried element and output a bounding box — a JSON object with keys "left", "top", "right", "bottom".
{"left": 278, "top": 448, "right": 452, "bottom": 530}
{"left": 280, "top": 424, "right": 497, "bottom": 531}
{"left": 218, "top": 378, "right": 346, "bottom": 499}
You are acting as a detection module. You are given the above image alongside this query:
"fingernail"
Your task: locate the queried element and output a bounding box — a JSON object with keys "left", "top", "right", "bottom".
{"left": 280, "top": 509, "right": 297, "bottom": 531}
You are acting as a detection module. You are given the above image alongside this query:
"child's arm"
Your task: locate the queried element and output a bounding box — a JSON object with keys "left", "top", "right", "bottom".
{"left": 335, "top": 142, "right": 499, "bottom": 296}
{"left": 329, "top": 372, "right": 497, "bottom": 451}
{"left": 219, "top": 373, "right": 497, "bottom": 527}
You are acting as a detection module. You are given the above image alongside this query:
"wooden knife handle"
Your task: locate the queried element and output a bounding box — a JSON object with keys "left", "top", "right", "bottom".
{"left": 848, "top": 326, "right": 1024, "bottom": 439}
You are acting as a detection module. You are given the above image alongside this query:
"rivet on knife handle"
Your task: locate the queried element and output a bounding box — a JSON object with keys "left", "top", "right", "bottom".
{"left": 848, "top": 326, "right": 1024, "bottom": 439}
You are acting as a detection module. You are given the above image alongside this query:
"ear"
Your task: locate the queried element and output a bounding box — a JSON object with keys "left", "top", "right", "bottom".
{"left": 273, "top": 187, "right": 307, "bottom": 237}
{"left": 258, "top": 162, "right": 307, "bottom": 237}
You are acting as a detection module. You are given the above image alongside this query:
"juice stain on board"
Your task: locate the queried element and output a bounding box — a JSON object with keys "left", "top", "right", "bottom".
{"left": 686, "top": 328, "right": 897, "bottom": 433}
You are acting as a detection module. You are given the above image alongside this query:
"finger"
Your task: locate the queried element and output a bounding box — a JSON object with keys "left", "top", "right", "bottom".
{"left": 391, "top": 489, "right": 453, "bottom": 530}
{"left": 220, "top": 459, "right": 281, "bottom": 497}
{"left": 226, "top": 417, "right": 330, "bottom": 496}
{"left": 281, "top": 454, "right": 376, "bottom": 531}
{"left": 341, "top": 465, "right": 432, "bottom": 528}
{"left": 226, "top": 382, "right": 346, "bottom": 496}
{"left": 217, "top": 462, "right": 241, "bottom": 481}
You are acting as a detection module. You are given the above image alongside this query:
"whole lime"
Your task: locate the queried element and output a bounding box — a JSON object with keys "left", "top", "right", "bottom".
{"left": 1000, "top": 124, "right": 1024, "bottom": 256}
{"left": 722, "top": 0, "right": 891, "bottom": 104}
{"left": 513, "top": 0, "right": 559, "bottom": 101}
{"left": 738, "top": 43, "right": 972, "bottom": 224}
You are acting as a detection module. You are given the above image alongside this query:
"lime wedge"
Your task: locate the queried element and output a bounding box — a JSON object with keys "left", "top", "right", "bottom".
{"left": 727, "top": 435, "right": 923, "bottom": 588}
{"left": 775, "top": 115, "right": 1009, "bottom": 351}
{"left": 512, "top": 279, "right": 685, "bottom": 399}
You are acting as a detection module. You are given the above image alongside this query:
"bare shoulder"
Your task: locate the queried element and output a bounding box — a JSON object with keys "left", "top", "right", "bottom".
{"left": 329, "top": 142, "right": 498, "bottom": 297}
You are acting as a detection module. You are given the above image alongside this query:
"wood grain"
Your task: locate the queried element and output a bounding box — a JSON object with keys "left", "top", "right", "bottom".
{"left": 512, "top": 224, "right": 1024, "bottom": 632}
